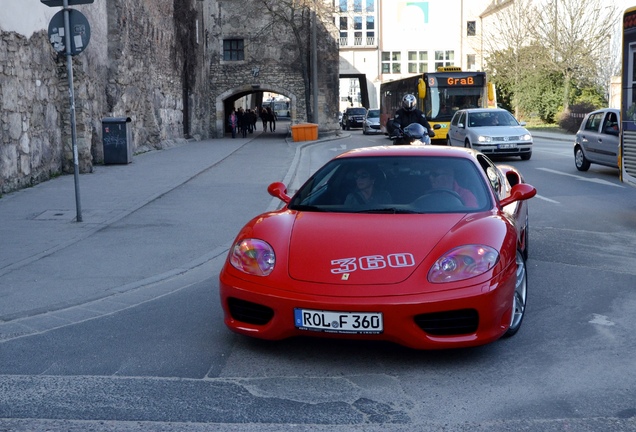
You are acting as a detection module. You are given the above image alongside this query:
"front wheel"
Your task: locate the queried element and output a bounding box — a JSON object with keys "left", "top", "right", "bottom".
{"left": 520, "top": 152, "right": 532, "bottom": 161}
{"left": 504, "top": 250, "right": 527, "bottom": 337}
{"left": 464, "top": 139, "right": 471, "bottom": 149}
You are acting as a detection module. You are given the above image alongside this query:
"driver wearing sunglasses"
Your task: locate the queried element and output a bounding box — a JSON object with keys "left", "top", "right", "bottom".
{"left": 344, "top": 167, "right": 391, "bottom": 207}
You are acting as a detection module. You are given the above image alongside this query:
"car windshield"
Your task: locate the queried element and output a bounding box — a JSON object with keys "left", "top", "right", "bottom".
{"left": 367, "top": 109, "right": 379, "bottom": 118}
{"left": 348, "top": 108, "right": 367, "bottom": 115}
{"left": 468, "top": 111, "right": 519, "bottom": 127}
{"left": 288, "top": 156, "right": 491, "bottom": 214}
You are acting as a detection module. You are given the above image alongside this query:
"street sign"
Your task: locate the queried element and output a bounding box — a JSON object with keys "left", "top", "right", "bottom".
{"left": 41, "top": 0, "right": 94, "bottom": 6}
{"left": 47, "top": 9, "right": 91, "bottom": 56}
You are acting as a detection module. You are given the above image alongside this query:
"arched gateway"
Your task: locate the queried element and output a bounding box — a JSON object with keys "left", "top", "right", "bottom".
{"left": 215, "top": 85, "right": 298, "bottom": 138}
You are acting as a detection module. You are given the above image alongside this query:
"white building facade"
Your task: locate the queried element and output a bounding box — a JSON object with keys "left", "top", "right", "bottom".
{"left": 337, "top": 0, "right": 494, "bottom": 111}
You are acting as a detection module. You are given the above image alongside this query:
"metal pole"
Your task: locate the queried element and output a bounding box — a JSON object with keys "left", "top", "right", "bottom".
{"left": 63, "top": 0, "right": 82, "bottom": 222}
{"left": 311, "top": 7, "right": 318, "bottom": 124}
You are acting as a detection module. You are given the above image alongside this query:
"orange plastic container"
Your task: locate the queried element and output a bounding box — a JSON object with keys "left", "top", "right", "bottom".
{"left": 291, "top": 123, "right": 318, "bottom": 142}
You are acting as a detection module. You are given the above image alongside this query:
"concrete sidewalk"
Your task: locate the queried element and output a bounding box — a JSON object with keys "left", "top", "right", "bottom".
{"left": 0, "top": 131, "right": 314, "bottom": 341}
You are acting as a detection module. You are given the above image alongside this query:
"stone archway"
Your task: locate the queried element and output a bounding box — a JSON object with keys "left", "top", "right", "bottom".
{"left": 216, "top": 85, "right": 298, "bottom": 138}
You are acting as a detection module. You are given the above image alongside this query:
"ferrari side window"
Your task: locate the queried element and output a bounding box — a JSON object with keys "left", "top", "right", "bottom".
{"left": 477, "top": 154, "right": 502, "bottom": 197}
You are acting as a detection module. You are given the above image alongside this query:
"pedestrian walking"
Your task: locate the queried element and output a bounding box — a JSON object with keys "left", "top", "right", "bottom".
{"left": 267, "top": 107, "right": 276, "bottom": 132}
{"left": 228, "top": 109, "right": 238, "bottom": 138}
{"left": 261, "top": 107, "right": 268, "bottom": 131}
{"left": 250, "top": 109, "right": 258, "bottom": 132}
{"left": 238, "top": 107, "right": 248, "bottom": 138}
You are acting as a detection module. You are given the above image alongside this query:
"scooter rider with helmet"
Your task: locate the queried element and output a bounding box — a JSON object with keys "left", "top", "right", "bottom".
{"left": 387, "top": 94, "right": 434, "bottom": 140}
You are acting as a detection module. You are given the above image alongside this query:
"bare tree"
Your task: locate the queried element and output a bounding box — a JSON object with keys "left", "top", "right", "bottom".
{"left": 481, "top": 0, "right": 536, "bottom": 117}
{"left": 251, "top": 0, "right": 336, "bottom": 122}
{"left": 531, "top": 0, "right": 620, "bottom": 110}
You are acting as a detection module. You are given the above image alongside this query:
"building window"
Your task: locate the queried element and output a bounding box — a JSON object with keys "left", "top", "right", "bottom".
{"left": 223, "top": 39, "right": 244, "bottom": 61}
{"left": 339, "top": 17, "right": 348, "bottom": 45}
{"left": 466, "top": 54, "right": 476, "bottom": 71}
{"left": 354, "top": 16, "right": 362, "bottom": 45}
{"left": 382, "top": 51, "right": 401, "bottom": 74}
{"left": 434, "top": 50, "right": 454, "bottom": 70}
{"left": 366, "top": 16, "right": 375, "bottom": 44}
{"left": 467, "top": 21, "right": 476, "bottom": 37}
{"left": 408, "top": 51, "right": 428, "bottom": 73}
{"left": 337, "top": 0, "right": 376, "bottom": 46}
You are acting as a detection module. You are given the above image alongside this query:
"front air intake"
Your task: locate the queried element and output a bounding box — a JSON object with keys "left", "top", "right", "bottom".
{"left": 414, "top": 309, "right": 479, "bottom": 336}
{"left": 227, "top": 297, "right": 274, "bottom": 325}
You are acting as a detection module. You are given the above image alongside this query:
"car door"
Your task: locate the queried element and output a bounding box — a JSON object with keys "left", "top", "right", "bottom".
{"left": 596, "top": 111, "right": 620, "bottom": 167}
{"left": 579, "top": 111, "right": 604, "bottom": 164}
{"left": 449, "top": 111, "right": 467, "bottom": 147}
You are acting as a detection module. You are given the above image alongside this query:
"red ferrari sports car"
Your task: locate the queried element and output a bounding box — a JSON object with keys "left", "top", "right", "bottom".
{"left": 219, "top": 146, "right": 536, "bottom": 349}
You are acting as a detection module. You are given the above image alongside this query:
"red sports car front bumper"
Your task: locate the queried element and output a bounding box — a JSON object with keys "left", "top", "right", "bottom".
{"left": 219, "top": 262, "right": 517, "bottom": 350}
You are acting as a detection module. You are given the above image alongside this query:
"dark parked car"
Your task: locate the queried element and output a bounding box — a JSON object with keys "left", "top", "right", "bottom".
{"left": 342, "top": 107, "right": 367, "bottom": 130}
{"left": 573, "top": 108, "right": 620, "bottom": 171}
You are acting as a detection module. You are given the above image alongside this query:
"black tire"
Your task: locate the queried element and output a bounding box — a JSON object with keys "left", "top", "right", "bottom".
{"left": 464, "top": 139, "right": 471, "bottom": 149}
{"left": 520, "top": 152, "right": 532, "bottom": 161}
{"left": 503, "top": 250, "right": 527, "bottom": 338}
{"left": 574, "top": 146, "right": 590, "bottom": 171}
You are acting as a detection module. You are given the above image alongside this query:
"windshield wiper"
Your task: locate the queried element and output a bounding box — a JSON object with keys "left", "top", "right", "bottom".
{"left": 354, "top": 207, "right": 419, "bottom": 214}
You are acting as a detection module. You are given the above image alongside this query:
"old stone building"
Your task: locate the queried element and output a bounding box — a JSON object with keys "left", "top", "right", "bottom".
{"left": 0, "top": 0, "right": 340, "bottom": 194}
{"left": 203, "top": 1, "right": 340, "bottom": 138}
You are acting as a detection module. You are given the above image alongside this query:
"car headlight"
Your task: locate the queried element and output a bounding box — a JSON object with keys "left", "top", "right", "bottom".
{"left": 521, "top": 133, "right": 532, "bottom": 141}
{"left": 477, "top": 135, "right": 492, "bottom": 143}
{"left": 229, "top": 239, "right": 275, "bottom": 276}
{"left": 428, "top": 245, "right": 499, "bottom": 283}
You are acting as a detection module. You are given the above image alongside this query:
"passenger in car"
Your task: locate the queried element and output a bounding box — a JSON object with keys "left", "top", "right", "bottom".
{"left": 344, "top": 167, "right": 392, "bottom": 206}
{"left": 427, "top": 167, "right": 478, "bottom": 208}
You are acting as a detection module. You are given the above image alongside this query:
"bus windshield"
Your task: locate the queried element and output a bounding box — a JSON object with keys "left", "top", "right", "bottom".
{"left": 426, "top": 87, "right": 484, "bottom": 121}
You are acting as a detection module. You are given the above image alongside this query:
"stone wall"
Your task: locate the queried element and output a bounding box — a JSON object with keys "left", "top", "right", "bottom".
{"left": 0, "top": 0, "right": 207, "bottom": 195}
{"left": 1, "top": 0, "right": 339, "bottom": 195}
{"left": 206, "top": 1, "right": 340, "bottom": 138}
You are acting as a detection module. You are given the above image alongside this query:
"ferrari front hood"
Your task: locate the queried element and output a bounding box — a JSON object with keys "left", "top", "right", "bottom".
{"left": 287, "top": 212, "right": 465, "bottom": 285}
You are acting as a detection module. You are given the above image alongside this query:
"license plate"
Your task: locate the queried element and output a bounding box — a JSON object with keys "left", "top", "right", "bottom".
{"left": 294, "top": 308, "right": 383, "bottom": 334}
{"left": 498, "top": 143, "right": 517, "bottom": 149}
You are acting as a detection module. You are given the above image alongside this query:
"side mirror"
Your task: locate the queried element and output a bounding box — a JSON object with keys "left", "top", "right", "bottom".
{"left": 267, "top": 182, "right": 291, "bottom": 204}
{"left": 500, "top": 183, "right": 536, "bottom": 207}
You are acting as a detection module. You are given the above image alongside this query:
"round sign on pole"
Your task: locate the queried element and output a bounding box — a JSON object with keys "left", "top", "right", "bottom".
{"left": 47, "top": 9, "right": 91, "bottom": 56}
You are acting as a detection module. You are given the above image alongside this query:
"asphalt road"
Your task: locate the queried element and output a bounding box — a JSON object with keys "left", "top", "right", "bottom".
{"left": 2, "top": 130, "right": 636, "bottom": 431}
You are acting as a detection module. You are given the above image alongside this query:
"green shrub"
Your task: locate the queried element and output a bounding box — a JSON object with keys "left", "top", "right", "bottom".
{"left": 557, "top": 102, "right": 596, "bottom": 133}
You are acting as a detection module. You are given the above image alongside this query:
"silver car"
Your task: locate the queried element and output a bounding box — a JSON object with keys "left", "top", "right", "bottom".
{"left": 448, "top": 108, "right": 533, "bottom": 160}
{"left": 362, "top": 108, "right": 382, "bottom": 135}
{"left": 573, "top": 108, "right": 620, "bottom": 171}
